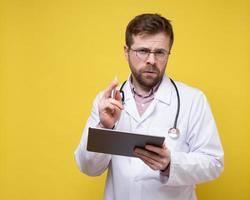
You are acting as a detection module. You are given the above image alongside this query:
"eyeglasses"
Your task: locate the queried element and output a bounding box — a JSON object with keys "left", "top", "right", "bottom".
{"left": 130, "top": 47, "right": 170, "bottom": 61}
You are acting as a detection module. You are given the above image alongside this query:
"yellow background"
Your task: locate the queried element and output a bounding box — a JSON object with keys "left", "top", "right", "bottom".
{"left": 0, "top": 0, "right": 249, "bottom": 199}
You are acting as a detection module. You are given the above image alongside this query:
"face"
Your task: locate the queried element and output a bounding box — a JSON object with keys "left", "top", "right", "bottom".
{"left": 124, "top": 32, "right": 171, "bottom": 91}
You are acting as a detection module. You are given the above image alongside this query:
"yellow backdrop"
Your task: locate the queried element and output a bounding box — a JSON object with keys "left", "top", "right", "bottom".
{"left": 0, "top": 0, "right": 249, "bottom": 199}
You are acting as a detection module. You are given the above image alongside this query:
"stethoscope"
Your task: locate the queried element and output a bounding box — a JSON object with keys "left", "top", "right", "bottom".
{"left": 118, "top": 78, "right": 180, "bottom": 139}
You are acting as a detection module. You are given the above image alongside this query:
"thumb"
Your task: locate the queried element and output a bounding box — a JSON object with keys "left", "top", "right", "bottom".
{"left": 103, "top": 78, "right": 118, "bottom": 98}
{"left": 115, "top": 90, "right": 122, "bottom": 102}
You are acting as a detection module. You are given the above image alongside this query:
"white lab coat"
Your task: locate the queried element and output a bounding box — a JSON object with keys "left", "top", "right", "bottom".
{"left": 74, "top": 75, "right": 224, "bottom": 200}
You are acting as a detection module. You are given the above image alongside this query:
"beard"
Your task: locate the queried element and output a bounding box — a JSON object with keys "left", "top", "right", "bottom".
{"left": 128, "top": 60, "right": 165, "bottom": 90}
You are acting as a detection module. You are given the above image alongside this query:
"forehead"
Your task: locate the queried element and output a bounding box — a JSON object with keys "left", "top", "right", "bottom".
{"left": 131, "top": 32, "right": 170, "bottom": 49}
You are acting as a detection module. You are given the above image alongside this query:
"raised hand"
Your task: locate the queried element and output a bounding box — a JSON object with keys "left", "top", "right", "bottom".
{"left": 98, "top": 79, "right": 124, "bottom": 129}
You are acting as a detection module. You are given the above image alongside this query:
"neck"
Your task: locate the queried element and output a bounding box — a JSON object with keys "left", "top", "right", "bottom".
{"left": 131, "top": 77, "right": 153, "bottom": 96}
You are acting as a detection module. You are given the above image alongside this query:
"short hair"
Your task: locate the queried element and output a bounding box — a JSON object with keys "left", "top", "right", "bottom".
{"left": 125, "top": 13, "right": 174, "bottom": 49}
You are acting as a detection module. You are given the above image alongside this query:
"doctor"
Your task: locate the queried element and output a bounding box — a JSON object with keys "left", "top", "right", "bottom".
{"left": 74, "top": 13, "right": 224, "bottom": 200}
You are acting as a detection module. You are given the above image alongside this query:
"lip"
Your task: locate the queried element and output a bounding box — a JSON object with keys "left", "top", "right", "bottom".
{"left": 143, "top": 71, "right": 157, "bottom": 74}
{"left": 143, "top": 71, "right": 158, "bottom": 78}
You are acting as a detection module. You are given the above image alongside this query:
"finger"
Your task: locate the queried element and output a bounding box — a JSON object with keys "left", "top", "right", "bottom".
{"left": 143, "top": 159, "right": 161, "bottom": 171}
{"left": 145, "top": 145, "right": 168, "bottom": 157}
{"left": 115, "top": 90, "right": 122, "bottom": 102}
{"left": 135, "top": 152, "right": 162, "bottom": 170}
{"left": 143, "top": 160, "right": 158, "bottom": 171}
{"left": 134, "top": 147, "right": 169, "bottom": 168}
{"left": 104, "top": 102, "right": 116, "bottom": 113}
{"left": 135, "top": 151, "right": 169, "bottom": 171}
{"left": 108, "top": 98, "right": 124, "bottom": 110}
{"left": 134, "top": 148, "right": 159, "bottom": 161}
{"left": 103, "top": 100, "right": 123, "bottom": 114}
{"left": 103, "top": 79, "right": 119, "bottom": 98}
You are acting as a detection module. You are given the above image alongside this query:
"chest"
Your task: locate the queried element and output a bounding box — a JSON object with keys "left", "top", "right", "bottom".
{"left": 115, "top": 100, "right": 190, "bottom": 153}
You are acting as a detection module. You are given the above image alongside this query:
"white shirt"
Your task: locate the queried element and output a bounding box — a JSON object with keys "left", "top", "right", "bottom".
{"left": 74, "top": 75, "right": 224, "bottom": 200}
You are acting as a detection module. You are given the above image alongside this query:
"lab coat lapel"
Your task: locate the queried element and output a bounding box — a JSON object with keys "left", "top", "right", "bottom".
{"left": 154, "top": 75, "right": 172, "bottom": 105}
{"left": 138, "top": 100, "right": 157, "bottom": 124}
{"left": 122, "top": 81, "right": 140, "bottom": 122}
{"left": 120, "top": 75, "right": 172, "bottom": 124}
{"left": 139, "top": 75, "right": 172, "bottom": 123}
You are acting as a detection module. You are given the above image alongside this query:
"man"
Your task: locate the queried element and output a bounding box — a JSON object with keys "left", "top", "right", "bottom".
{"left": 74, "top": 13, "right": 224, "bottom": 200}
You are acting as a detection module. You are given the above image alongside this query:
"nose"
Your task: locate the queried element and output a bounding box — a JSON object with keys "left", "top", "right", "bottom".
{"left": 146, "top": 52, "right": 156, "bottom": 64}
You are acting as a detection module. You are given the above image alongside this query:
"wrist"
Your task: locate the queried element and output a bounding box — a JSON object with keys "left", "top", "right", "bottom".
{"left": 161, "top": 162, "right": 170, "bottom": 173}
{"left": 97, "top": 122, "right": 115, "bottom": 129}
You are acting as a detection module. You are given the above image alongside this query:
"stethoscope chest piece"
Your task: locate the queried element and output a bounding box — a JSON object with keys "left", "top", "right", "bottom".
{"left": 168, "top": 128, "right": 180, "bottom": 139}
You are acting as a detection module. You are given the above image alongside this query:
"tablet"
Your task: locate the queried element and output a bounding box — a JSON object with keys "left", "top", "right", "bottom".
{"left": 87, "top": 127, "right": 165, "bottom": 157}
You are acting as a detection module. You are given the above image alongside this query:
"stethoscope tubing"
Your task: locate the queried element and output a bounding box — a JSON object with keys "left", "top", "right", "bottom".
{"left": 169, "top": 78, "right": 180, "bottom": 129}
{"left": 118, "top": 78, "right": 180, "bottom": 138}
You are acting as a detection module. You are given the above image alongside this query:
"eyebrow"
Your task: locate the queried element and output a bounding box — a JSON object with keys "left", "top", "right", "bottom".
{"left": 134, "top": 47, "right": 168, "bottom": 52}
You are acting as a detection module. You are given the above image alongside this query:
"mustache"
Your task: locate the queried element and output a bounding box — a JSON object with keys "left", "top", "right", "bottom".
{"left": 142, "top": 65, "right": 159, "bottom": 73}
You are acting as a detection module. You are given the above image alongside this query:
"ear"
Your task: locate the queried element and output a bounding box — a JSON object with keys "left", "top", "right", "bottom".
{"left": 124, "top": 45, "right": 129, "bottom": 61}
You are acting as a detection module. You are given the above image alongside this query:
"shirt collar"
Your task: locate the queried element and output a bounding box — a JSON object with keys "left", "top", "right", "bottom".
{"left": 128, "top": 75, "right": 160, "bottom": 98}
{"left": 121, "top": 74, "right": 172, "bottom": 105}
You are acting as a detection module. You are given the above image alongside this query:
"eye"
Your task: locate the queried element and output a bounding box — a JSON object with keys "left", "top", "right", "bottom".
{"left": 155, "top": 50, "right": 166, "bottom": 56}
{"left": 137, "top": 49, "right": 150, "bottom": 55}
